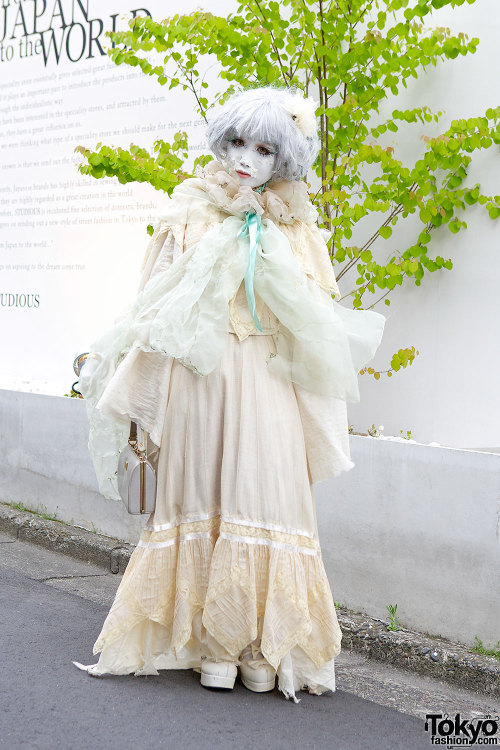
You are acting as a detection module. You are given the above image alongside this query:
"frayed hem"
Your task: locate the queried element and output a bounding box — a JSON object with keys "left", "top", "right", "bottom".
{"left": 278, "top": 685, "right": 302, "bottom": 703}
{"left": 72, "top": 661, "right": 106, "bottom": 677}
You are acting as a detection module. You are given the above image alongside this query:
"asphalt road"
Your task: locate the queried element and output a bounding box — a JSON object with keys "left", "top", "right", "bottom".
{"left": 0, "top": 533, "right": 494, "bottom": 750}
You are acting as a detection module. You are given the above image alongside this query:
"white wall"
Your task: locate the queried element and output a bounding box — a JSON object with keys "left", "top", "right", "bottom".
{"left": 1, "top": 388, "right": 499, "bottom": 650}
{"left": 344, "top": 0, "right": 500, "bottom": 450}
{"left": 316, "top": 435, "right": 500, "bottom": 652}
{"left": 0, "top": 0, "right": 231, "bottom": 396}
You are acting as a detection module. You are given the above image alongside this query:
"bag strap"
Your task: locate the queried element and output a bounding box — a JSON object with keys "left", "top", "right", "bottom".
{"left": 128, "top": 421, "right": 147, "bottom": 457}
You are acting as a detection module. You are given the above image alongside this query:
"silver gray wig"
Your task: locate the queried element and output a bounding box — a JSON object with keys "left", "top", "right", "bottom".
{"left": 205, "top": 85, "right": 320, "bottom": 181}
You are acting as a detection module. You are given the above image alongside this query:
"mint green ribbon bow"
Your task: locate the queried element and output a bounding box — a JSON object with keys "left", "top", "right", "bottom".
{"left": 238, "top": 211, "right": 263, "bottom": 333}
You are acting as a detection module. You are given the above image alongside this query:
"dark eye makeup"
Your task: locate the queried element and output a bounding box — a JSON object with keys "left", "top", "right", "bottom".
{"left": 229, "top": 137, "right": 276, "bottom": 157}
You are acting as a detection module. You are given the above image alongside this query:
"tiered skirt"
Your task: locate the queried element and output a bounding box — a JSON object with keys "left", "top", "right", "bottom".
{"left": 82, "top": 332, "right": 342, "bottom": 703}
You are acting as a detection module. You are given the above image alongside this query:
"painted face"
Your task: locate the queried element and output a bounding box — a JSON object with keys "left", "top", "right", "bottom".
{"left": 224, "top": 135, "right": 277, "bottom": 189}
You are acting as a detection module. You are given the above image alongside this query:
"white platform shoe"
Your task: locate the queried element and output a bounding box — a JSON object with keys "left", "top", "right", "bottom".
{"left": 239, "top": 644, "right": 276, "bottom": 693}
{"left": 239, "top": 661, "right": 276, "bottom": 692}
{"left": 200, "top": 659, "right": 238, "bottom": 689}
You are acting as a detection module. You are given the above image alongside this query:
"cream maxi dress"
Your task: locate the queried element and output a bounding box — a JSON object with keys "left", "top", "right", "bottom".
{"left": 75, "top": 161, "right": 377, "bottom": 703}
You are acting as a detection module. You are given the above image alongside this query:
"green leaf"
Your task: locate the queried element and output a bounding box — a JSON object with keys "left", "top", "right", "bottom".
{"left": 387, "top": 262, "right": 401, "bottom": 276}
{"left": 379, "top": 226, "right": 393, "bottom": 239}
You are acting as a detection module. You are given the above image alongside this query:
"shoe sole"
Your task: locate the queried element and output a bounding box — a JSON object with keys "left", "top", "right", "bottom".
{"left": 241, "top": 674, "right": 276, "bottom": 692}
{"left": 200, "top": 672, "right": 236, "bottom": 689}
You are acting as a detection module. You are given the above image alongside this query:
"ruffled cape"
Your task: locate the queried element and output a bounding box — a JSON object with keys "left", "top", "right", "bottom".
{"left": 79, "top": 162, "right": 385, "bottom": 500}
{"left": 191, "top": 159, "right": 319, "bottom": 224}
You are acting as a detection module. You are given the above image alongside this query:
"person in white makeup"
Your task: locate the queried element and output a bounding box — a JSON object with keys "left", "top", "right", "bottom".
{"left": 72, "top": 85, "right": 385, "bottom": 704}
{"left": 225, "top": 135, "right": 277, "bottom": 189}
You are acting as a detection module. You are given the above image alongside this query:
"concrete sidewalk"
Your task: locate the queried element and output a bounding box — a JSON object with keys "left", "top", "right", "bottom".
{"left": 1, "top": 500, "right": 499, "bottom": 703}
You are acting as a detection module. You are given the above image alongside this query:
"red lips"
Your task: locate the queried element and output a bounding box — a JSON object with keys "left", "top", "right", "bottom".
{"left": 236, "top": 170, "right": 251, "bottom": 178}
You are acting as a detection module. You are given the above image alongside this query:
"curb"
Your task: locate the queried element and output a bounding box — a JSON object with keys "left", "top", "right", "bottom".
{"left": 1, "top": 502, "right": 499, "bottom": 699}
{"left": 338, "top": 610, "right": 500, "bottom": 699}
{"left": 0, "top": 502, "right": 134, "bottom": 575}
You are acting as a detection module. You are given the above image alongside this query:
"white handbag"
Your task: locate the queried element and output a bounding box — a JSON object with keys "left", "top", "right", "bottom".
{"left": 117, "top": 421, "right": 157, "bottom": 514}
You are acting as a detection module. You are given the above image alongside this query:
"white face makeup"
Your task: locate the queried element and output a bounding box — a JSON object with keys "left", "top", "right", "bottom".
{"left": 224, "top": 135, "right": 277, "bottom": 189}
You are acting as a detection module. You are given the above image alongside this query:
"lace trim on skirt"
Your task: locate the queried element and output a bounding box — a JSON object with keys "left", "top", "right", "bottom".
{"left": 88, "top": 517, "right": 342, "bottom": 703}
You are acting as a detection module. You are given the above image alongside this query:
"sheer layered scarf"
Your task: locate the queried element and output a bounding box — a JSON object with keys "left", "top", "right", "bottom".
{"left": 79, "top": 163, "right": 385, "bottom": 500}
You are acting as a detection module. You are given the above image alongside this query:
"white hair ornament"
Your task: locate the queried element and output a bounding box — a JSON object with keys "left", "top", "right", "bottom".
{"left": 281, "top": 92, "right": 319, "bottom": 139}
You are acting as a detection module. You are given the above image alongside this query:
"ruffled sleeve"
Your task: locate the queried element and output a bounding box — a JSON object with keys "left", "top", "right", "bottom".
{"left": 278, "top": 220, "right": 341, "bottom": 300}
{"left": 138, "top": 223, "right": 184, "bottom": 293}
{"left": 137, "top": 180, "right": 223, "bottom": 293}
{"left": 300, "top": 222, "right": 341, "bottom": 299}
{"left": 292, "top": 275, "right": 355, "bottom": 483}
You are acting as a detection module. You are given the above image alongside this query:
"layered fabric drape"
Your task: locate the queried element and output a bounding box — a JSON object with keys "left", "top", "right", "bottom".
{"left": 74, "top": 161, "right": 385, "bottom": 702}
{"left": 79, "top": 162, "right": 384, "bottom": 502}
{"left": 76, "top": 333, "right": 343, "bottom": 702}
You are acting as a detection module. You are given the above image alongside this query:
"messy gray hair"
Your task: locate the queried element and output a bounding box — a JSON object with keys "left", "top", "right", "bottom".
{"left": 205, "top": 85, "right": 320, "bottom": 181}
